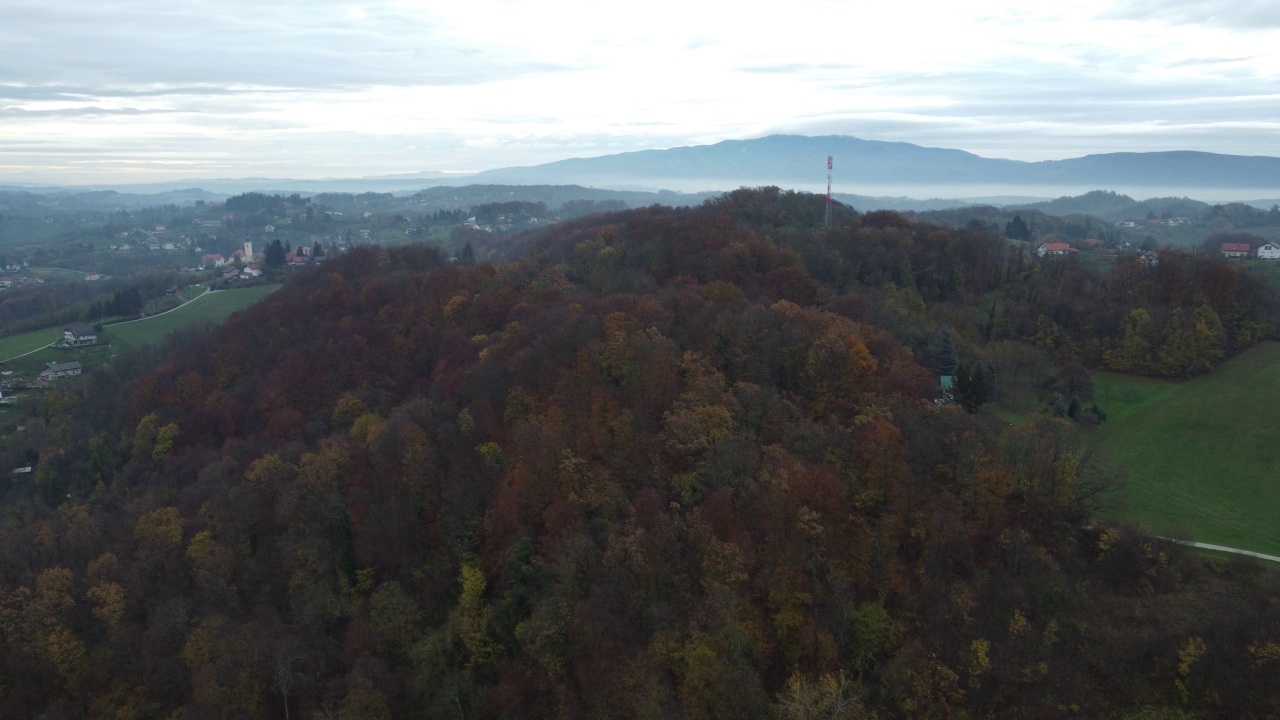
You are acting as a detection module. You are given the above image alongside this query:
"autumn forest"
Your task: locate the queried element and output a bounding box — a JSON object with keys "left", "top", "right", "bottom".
{"left": 1, "top": 188, "right": 1278, "bottom": 719}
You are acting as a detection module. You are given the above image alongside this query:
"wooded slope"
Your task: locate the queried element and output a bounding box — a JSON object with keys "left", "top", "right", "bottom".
{"left": 0, "top": 190, "right": 1277, "bottom": 719}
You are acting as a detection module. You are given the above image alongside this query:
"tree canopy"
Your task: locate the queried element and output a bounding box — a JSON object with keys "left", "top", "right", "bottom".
{"left": 0, "top": 189, "right": 1275, "bottom": 719}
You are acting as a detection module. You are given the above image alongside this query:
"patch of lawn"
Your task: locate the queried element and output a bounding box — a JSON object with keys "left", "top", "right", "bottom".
{"left": 0, "top": 327, "right": 62, "bottom": 362}
{"left": 1092, "top": 372, "right": 1177, "bottom": 424}
{"left": 103, "top": 284, "right": 279, "bottom": 350}
{"left": 25, "top": 267, "right": 85, "bottom": 281}
{"left": 1, "top": 343, "right": 113, "bottom": 384}
{"left": 994, "top": 408, "right": 1027, "bottom": 427}
{"left": 1094, "top": 342, "right": 1280, "bottom": 556}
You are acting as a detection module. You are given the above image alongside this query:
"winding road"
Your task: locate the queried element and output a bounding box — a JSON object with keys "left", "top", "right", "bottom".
{"left": 1158, "top": 538, "right": 1280, "bottom": 564}
{"left": 107, "top": 285, "right": 215, "bottom": 327}
{"left": 0, "top": 285, "right": 214, "bottom": 364}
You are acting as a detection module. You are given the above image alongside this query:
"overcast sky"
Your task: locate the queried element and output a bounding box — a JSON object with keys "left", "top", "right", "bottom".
{"left": 2, "top": 0, "right": 1279, "bottom": 184}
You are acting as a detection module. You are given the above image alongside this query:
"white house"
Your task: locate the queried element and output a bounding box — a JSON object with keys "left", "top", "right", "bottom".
{"left": 1037, "top": 242, "right": 1077, "bottom": 258}
{"left": 1258, "top": 242, "right": 1280, "bottom": 260}
{"left": 62, "top": 326, "right": 97, "bottom": 347}
{"left": 1221, "top": 242, "right": 1252, "bottom": 258}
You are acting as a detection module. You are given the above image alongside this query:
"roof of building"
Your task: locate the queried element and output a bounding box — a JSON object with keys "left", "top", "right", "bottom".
{"left": 1040, "top": 242, "right": 1075, "bottom": 252}
{"left": 66, "top": 325, "right": 96, "bottom": 337}
{"left": 1221, "top": 243, "right": 1252, "bottom": 253}
{"left": 43, "top": 361, "right": 82, "bottom": 373}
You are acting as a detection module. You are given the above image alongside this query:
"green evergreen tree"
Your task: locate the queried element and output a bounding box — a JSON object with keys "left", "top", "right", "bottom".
{"left": 927, "top": 328, "right": 959, "bottom": 377}
{"left": 265, "top": 239, "right": 286, "bottom": 269}
{"left": 1004, "top": 214, "right": 1032, "bottom": 241}
{"left": 980, "top": 361, "right": 998, "bottom": 402}
{"left": 955, "top": 362, "right": 988, "bottom": 413}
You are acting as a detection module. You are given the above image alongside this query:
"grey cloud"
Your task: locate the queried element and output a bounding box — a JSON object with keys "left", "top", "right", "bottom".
{"left": 0, "top": 85, "right": 293, "bottom": 101}
{"left": 0, "top": 0, "right": 571, "bottom": 90}
{"left": 1105, "top": 0, "right": 1280, "bottom": 29}
{"left": 822, "top": 62, "right": 1280, "bottom": 108}
{"left": 778, "top": 58, "right": 1280, "bottom": 160}
{"left": 0, "top": 106, "right": 172, "bottom": 118}
{"left": 736, "top": 62, "right": 865, "bottom": 75}
{"left": 1167, "top": 56, "right": 1257, "bottom": 68}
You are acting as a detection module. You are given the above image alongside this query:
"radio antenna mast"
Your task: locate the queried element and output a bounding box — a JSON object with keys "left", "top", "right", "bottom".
{"left": 824, "top": 155, "right": 833, "bottom": 228}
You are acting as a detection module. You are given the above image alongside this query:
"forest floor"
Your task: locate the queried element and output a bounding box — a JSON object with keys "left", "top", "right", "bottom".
{"left": 1093, "top": 342, "right": 1280, "bottom": 557}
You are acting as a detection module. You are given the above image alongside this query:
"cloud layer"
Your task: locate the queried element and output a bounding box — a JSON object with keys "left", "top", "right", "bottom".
{"left": 2, "top": 0, "right": 1279, "bottom": 183}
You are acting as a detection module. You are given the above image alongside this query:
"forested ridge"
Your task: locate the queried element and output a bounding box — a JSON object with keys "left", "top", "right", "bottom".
{"left": 1, "top": 189, "right": 1278, "bottom": 719}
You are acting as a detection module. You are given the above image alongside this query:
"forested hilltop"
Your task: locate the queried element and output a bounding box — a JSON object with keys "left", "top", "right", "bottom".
{"left": 1, "top": 189, "right": 1277, "bottom": 719}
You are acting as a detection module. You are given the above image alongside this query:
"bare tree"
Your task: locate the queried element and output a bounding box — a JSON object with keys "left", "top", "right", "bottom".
{"left": 274, "top": 649, "right": 305, "bottom": 720}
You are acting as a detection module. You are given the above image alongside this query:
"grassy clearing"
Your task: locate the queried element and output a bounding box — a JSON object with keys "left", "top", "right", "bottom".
{"left": 27, "top": 344, "right": 110, "bottom": 372}
{"left": 0, "top": 327, "right": 62, "bottom": 361}
{"left": 1078, "top": 253, "right": 1120, "bottom": 273}
{"left": 994, "top": 408, "right": 1027, "bottom": 427}
{"left": 1093, "top": 342, "right": 1280, "bottom": 556}
{"left": 1241, "top": 225, "right": 1280, "bottom": 240}
{"left": 103, "top": 284, "right": 279, "bottom": 350}
{"left": 1160, "top": 225, "right": 1280, "bottom": 248}
{"left": 25, "top": 267, "right": 85, "bottom": 281}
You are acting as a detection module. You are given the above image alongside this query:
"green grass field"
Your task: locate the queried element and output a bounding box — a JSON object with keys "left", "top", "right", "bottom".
{"left": 0, "top": 327, "right": 62, "bottom": 361}
{"left": 1094, "top": 342, "right": 1280, "bottom": 556}
{"left": 103, "top": 284, "right": 279, "bottom": 350}
{"left": 25, "top": 267, "right": 85, "bottom": 281}
{"left": 7, "top": 344, "right": 113, "bottom": 376}
{"left": 1159, "top": 224, "right": 1280, "bottom": 250}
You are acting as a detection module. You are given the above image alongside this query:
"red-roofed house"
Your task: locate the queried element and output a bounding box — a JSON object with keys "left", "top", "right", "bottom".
{"left": 202, "top": 253, "right": 225, "bottom": 268}
{"left": 1037, "top": 242, "right": 1077, "bottom": 258}
{"left": 1221, "top": 243, "right": 1252, "bottom": 258}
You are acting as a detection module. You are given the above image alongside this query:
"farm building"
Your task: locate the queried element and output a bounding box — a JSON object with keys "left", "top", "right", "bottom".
{"left": 39, "top": 361, "right": 82, "bottom": 381}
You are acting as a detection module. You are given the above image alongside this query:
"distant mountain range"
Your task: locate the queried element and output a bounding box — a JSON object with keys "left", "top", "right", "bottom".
{"left": 4, "top": 134, "right": 1280, "bottom": 208}
{"left": 461, "top": 135, "right": 1280, "bottom": 192}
